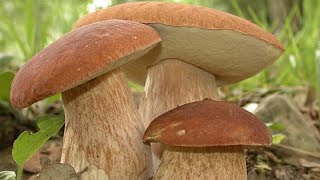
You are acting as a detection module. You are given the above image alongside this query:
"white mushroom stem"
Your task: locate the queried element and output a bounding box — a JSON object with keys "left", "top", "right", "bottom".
{"left": 139, "top": 59, "right": 220, "bottom": 170}
{"left": 61, "top": 69, "right": 152, "bottom": 179}
{"left": 154, "top": 146, "right": 246, "bottom": 180}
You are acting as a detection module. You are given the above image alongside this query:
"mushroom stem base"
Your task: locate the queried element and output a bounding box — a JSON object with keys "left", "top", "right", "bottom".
{"left": 61, "top": 69, "right": 151, "bottom": 179}
{"left": 154, "top": 146, "right": 246, "bottom": 180}
{"left": 139, "top": 59, "right": 220, "bottom": 170}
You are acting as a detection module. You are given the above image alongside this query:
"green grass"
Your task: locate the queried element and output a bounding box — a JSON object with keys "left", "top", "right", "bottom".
{"left": 0, "top": 0, "right": 89, "bottom": 63}
{"left": 230, "top": 1, "right": 319, "bottom": 90}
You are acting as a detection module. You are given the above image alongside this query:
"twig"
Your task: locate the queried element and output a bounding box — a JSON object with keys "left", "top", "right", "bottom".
{"left": 273, "top": 144, "right": 320, "bottom": 159}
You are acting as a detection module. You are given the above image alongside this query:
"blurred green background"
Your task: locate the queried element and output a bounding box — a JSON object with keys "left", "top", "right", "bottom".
{"left": 0, "top": 0, "right": 319, "bottom": 109}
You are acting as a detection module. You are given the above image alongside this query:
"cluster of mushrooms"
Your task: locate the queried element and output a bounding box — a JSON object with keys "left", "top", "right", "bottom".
{"left": 10, "top": 2, "right": 284, "bottom": 180}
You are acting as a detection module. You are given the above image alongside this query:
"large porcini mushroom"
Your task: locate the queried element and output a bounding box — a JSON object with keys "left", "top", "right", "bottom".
{"left": 73, "top": 1, "right": 284, "bottom": 168}
{"left": 144, "top": 99, "right": 272, "bottom": 180}
{"left": 10, "top": 20, "right": 161, "bottom": 179}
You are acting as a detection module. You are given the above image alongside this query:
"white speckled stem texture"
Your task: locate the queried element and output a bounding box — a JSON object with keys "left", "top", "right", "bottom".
{"left": 61, "top": 69, "right": 152, "bottom": 179}
{"left": 139, "top": 59, "right": 220, "bottom": 172}
{"left": 154, "top": 146, "right": 246, "bottom": 180}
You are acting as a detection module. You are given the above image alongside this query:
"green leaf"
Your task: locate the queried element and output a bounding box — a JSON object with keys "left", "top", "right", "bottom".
{"left": 128, "top": 81, "right": 143, "bottom": 92}
{"left": 36, "top": 116, "right": 64, "bottom": 132}
{"left": 256, "top": 162, "right": 272, "bottom": 171}
{"left": 272, "top": 134, "right": 286, "bottom": 145}
{"left": 12, "top": 115, "right": 64, "bottom": 180}
{"left": 266, "top": 122, "right": 285, "bottom": 131}
{"left": 46, "top": 94, "right": 61, "bottom": 104}
{"left": 0, "top": 171, "right": 16, "bottom": 180}
{"left": 0, "top": 72, "right": 14, "bottom": 101}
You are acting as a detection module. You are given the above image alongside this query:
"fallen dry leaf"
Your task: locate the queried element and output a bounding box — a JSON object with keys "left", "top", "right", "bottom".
{"left": 37, "top": 163, "right": 77, "bottom": 180}
{"left": 35, "top": 163, "right": 88, "bottom": 180}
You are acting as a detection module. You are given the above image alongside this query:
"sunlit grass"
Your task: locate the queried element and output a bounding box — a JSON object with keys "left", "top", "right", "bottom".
{"left": 230, "top": 0, "right": 319, "bottom": 90}
{"left": 0, "top": 0, "right": 89, "bottom": 63}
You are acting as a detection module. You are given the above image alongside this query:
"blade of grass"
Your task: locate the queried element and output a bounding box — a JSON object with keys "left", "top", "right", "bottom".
{"left": 230, "top": 0, "right": 246, "bottom": 18}
{"left": 25, "top": 0, "right": 35, "bottom": 54}
{"left": 0, "top": 9, "right": 30, "bottom": 59}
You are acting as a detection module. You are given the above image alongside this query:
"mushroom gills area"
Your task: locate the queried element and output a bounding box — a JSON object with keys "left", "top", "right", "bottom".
{"left": 122, "top": 24, "right": 283, "bottom": 85}
{"left": 154, "top": 146, "right": 246, "bottom": 180}
{"left": 61, "top": 69, "right": 151, "bottom": 179}
{"left": 139, "top": 59, "right": 220, "bottom": 171}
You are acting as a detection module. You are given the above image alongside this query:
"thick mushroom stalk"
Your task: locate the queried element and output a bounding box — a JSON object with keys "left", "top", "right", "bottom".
{"left": 144, "top": 100, "right": 272, "bottom": 180}
{"left": 61, "top": 69, "right": 150, "bottom": 179}
{"left": 156, "top": 146, "right": 246, "bottom": 180}
{"left": 139, "top": 59, "right": 220, "bottom": 168}
{"left": 140, "top": 59, "right": 220, "bottom": 127}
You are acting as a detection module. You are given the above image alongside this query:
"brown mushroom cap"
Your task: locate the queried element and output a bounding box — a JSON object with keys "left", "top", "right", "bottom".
{"left": 143, "top": 99, "right": 271, "bottom": 148}
{"left": 10, "top": 20, "right": 161, "bottom": 108}
{"left": 73, "top": 2, "right": 284, "bottom": 85}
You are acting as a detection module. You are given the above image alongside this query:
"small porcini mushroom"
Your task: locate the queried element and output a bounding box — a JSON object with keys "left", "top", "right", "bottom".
{"left": 72, "top": 2, "right": 284, "bottom": 169}
{"left": 144, "top": 99, "right": 271, "bottom": 180}
{"left": 10, "top": 20, "right": 161, "bottom": 179}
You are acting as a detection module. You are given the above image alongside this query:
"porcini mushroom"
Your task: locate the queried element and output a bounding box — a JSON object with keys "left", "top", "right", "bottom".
{"left": 144, "top": 99, "right": 272, "bottom": 180}
{"left": 73, "top": 1, "right": 284, "bottom": 169}
{"left": 10, "top": 20, "right": 161, "bottom": 179}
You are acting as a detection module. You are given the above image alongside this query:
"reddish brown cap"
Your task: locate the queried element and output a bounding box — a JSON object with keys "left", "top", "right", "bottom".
{"left": 10, "top": 20, "right": 161, "bottom": 108}
{"left": 73, "top": 2, "right": 284, "bottom": 85}
{"left": 144, "top": 99, "right": 271, "bottom": 148}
